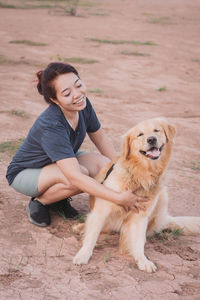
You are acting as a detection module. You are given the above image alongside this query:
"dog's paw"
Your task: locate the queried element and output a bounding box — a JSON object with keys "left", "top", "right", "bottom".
{"left": 137, "top": 257, "right": 157, "bottom": 273}
{"left": 73, "top": 248, "right": 91, "bottom": 265}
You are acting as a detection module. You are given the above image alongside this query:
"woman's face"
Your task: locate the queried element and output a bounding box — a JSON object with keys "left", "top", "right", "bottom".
{"left": 51, "top": 72, "right": 87, "bottom": 112}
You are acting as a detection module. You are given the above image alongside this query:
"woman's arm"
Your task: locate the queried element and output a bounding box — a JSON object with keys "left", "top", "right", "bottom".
{"left": 88, "top": 128, "right": 117, "bottom": 160}
{"left": 57, "top": 157, "right": 147, "bottom": 210}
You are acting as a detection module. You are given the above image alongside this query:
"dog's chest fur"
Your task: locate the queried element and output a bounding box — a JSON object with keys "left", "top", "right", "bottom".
{"left": 104, "top": 161, "right": 163, "bottom": 196}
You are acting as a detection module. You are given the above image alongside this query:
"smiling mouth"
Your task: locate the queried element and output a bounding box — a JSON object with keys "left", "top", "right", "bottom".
{"left": 139, "top": 144, "right": 164, "bottom": 160}
{"left": 73, "top": 97, "right": 85, "bottom": 105}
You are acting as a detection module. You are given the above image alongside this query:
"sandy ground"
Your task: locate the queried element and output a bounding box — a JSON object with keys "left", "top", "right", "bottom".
{"left": 0, "top": 0, "right": 200, "bottom": 299}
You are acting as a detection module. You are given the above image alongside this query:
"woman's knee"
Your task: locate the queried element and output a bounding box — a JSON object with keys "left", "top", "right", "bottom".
{"left": 97, "top": 155, "right": 110, "bottom": 169}
{"left": 80, "top": 165, "right": 89, "bottom": 176}
{"left": 78, "top": 153, "right": 110, "bottom": 178}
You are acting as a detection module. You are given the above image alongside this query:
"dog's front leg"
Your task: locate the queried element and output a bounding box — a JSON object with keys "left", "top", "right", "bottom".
{"left": 73, "top": 203, "right": 111, "bottom": 265}
{"left": 125, "top": 215, "right": 157, "bottom": 273}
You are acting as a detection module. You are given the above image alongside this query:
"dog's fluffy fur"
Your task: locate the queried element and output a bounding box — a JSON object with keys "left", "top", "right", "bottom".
{"left": 73, "top": 118, "right": 200, "bottom": 272}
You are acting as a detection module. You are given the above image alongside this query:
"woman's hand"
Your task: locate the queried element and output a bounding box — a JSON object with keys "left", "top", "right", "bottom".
{"left": 117, "top": 190, "right": 149, "bottom": 212}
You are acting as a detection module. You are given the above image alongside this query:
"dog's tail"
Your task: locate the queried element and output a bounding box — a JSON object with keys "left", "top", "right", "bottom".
{"left": 166, "top": 215, "right": 200, "bottom": 235}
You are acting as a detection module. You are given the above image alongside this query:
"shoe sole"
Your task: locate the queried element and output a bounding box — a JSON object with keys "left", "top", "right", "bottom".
{"left": 27, "top": 205, "right": 50, "bottom": 227}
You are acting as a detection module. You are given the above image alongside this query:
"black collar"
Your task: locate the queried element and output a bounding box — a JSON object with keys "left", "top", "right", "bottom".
{"left": 101, "top": 163, "right": 115, "bottom": 184}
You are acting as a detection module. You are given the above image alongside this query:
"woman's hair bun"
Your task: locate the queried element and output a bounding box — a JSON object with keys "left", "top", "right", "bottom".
{"left": 36, "top": 70, "right": 43, "bottom": 95}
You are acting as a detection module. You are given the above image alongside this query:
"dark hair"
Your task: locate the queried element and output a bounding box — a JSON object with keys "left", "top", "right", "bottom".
{"left": 36, "top": 62, "right": 79, "bottom": 104}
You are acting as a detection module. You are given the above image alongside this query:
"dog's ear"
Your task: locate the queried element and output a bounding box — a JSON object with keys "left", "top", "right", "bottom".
{"left": 122, "top": 134, "right": 131, "bottom": 160}
{"left": 158, "top": 118, "right": 176, "bottom": 142}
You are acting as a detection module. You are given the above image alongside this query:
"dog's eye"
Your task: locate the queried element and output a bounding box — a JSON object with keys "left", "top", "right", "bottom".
{"left": 154, "top": 129, "right": 160, "bottom": 133}
{"left": 137, "top": 133, "right": 144, "bottom": 137}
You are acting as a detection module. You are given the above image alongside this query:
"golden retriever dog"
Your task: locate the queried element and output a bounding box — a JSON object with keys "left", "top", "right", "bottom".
{"left": 73, "top": 118, "right": 200, "bottom": 272}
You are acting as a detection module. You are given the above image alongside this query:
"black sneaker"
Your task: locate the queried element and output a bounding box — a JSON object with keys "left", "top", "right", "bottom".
{"left": 50, "top": 197, "right": 79, "bottom": 219}
{"left": 27, "top": 198, "right": 50, "bottom": 227}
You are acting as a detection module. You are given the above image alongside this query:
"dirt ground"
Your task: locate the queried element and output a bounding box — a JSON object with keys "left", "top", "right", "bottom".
{"left": 0, "top": 0, "right": 200, "bottom": 299}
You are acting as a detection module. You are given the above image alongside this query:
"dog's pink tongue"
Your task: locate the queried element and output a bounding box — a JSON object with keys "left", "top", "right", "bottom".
{"left": 147, "top": 148, "right": 160, "bottom": 158}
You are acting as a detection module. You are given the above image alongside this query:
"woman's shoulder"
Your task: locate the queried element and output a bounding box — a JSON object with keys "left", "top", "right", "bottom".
{"left": 32, "top": 104, "right": 66, "bottom": 132}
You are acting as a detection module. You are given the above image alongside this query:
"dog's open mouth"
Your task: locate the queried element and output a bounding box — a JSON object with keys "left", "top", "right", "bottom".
{"left": 140, "top": 144, "right": 164, "bottom": 160}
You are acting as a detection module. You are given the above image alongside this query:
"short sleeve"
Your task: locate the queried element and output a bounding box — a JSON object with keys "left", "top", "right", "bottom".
{"left": 41, "top": 126, "right": 75, "bottom": 162}
{"left": 86, "top": 98, "right": 101, "bottom": 133}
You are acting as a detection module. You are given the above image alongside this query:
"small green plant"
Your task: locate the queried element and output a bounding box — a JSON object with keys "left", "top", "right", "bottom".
{"left": 120, "top": 50, "right": 150, "bottom": 57}
{"left": 170, "top": 228, "right": 184, "bottom": 238}
{"left": 56, "top": 54, "right": 62, "bottom": 61}
{"left": 49, "top": 0, "right": 85, "bottom": 17}
{"left": 15, "top": 256, "right": 23, "bottom": 271}
{"left": 0, "top": 1, "right": 52, "bottom": 9}
{"left": 149, "top": 228, "right": 183, "bottom": 242}
{"left": 191, "top": 160, "right": 200, "bottom": 171}
{"left": 76, "top": 213, "right": 86, "bottom": 223}
{"left": 104, "top": 250, "right": 111, "bottom": 263}
{"left": 52, "top": 54, "right": 98, "bottom": 64}
{"left": 157, "top": 86, "right": 167, "bottom": 92}
{"left": 88, "top": 88, "right": 103, "bottom": 94}
{"left": 8, "top": 256, "right": 23, "bottom": 272}
{"left": 0, "top": 54, "right": 7, "bottom": 64}
{"left": 63, "top": 57, "right": 98, "bottom": 64}
{"left": 86, "top": 38, "right": 157, "bottom": 46}
{"left": 56, "top": 239, "right": 64, "bottom": 257}
{"left": 6, "top": 109, "right": 28, "bottom": 118}
{"left": 9, "top": 40, "right": 48, "bottom": 46}
{"left": 0, "top": 2, "right": 17, "bottom": 8}
{"left": 0, "top": 138, "right": 24, "bottom": 156}
{"left": 148, "top": 16, "right": 174, "bottom": 25}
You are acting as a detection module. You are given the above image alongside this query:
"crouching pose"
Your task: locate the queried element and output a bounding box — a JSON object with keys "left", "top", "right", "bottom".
{"left": 6, "top": 62, "right": 147, "bottom": 227}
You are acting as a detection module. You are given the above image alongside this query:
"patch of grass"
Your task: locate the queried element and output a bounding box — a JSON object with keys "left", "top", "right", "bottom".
{"left": 191, "top": 160, "right": 200, "bottom": 171}
{"left": 0, "top": 0, "right": 95, "bottom": 10}
{"left": 11, "top": 109, "right": 28, "bottom": 118}
{"left": 8, "top": 256, "right": 24, "bottom": 272}
{"left": 170, "top": 228, "right": 184, "bottom": 238}
{"left": 0, "top": 54, "right": 7, "bottom": 64}
{"left": 76, "top": 213, "right": 86, "bottom": 223}
{"left": 157, "top": 86, "right": 167, "bottom": 92}
{"left": 148, "top": 17, "right": 175, "bottom": 25}
{"left": 0, "top": 138, "right": 24, "bottom": 156}
{"left": 0, "top": 109, "right": 29, "bottom": 118}
{"left": 149, "top": 228, "right": 183, "bottom": 242}
{"left": 104, "top": 250, "right": 111, "bottom": 263}
{"left": 88, "top": 88, "right": 103, "bottom": 94}
{"left": 0, "top": 1, "right": 52, "bottom": 9}
{"left": 86, "top": 38, "right": 157, "bottom": 46}
{"left": 0, "top": 2, "right": 17, "bottom": 8}
{"left": 120, "top": 50, "right": 150, "bottom": 57}
{"left": 9, "top": 40, "right": 48, "bottom": 46}
{"left": 52, "top": 54, "right": 98, "bottom": 64}
{"left": 56, "top": 239, "right": 64, "bottom": 257}
{"left": 48, "top": 0, "right": 97, "bottom": 16}
{"left": 63, "top": 57, "right": 98, "bottom": 64}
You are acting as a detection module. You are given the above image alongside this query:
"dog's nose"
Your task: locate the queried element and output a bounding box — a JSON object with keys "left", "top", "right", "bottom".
{"left": 147, "top": 136, "right": 157, "bottom": 145}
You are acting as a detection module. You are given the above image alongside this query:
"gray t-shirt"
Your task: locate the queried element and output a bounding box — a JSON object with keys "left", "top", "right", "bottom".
{"left": 6, "top": 98, "right": 101, "bottom": 185}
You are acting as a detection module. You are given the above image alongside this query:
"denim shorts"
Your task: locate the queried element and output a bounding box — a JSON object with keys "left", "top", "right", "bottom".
{"left": 11, "top": 150, "right": 85, "bottom": 198}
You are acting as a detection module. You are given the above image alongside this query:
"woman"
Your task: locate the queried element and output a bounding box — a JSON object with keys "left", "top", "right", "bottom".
{"left": 6, "top": 62, "right": 146, "bottom": 227}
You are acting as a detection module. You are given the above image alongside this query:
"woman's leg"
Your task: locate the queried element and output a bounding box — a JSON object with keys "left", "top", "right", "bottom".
{"left": 37, "top": 163, "right": 88, "bottom": 205}
{"left": 37, "top": 152, "right": 109, "bottom": 205}
{"left": 77, "top": 152, "right": 110, "bottom": 178}
{"left": 28, "top": 153, "right": 110, "bottom": 226}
